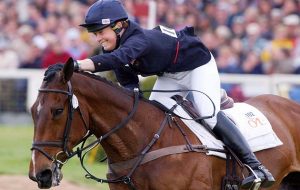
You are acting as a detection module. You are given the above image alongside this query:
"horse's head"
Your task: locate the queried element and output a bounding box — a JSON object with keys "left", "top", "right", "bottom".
{"left": 29, "top": 58, "right": 89, "bottom": 188}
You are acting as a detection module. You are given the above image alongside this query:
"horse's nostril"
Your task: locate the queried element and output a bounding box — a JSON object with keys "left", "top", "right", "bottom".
{"left": 36, "top": 169, "right": 52, "bottom": 189}
{"left": 29, "top": 174, "right": 37, "bottom": 182}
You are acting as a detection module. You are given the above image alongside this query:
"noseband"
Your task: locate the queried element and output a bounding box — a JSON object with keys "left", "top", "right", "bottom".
{"left": 31, "top": 81, "right": 89, "bottom": 165}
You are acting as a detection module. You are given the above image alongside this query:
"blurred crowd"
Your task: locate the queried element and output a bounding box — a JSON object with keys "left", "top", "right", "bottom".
{"left": 0, "top": 0, "right": 300, "bottom": 75}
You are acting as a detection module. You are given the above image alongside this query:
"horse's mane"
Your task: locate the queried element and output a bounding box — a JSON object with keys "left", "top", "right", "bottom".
{"left": 43, "top": 63, "right": 166, "bottom": 119}
{"left": 43, "top": 63, "right": 135, "bottom": 96}
{"left": 79, "top": 70, "right": 131, "bottom": 94}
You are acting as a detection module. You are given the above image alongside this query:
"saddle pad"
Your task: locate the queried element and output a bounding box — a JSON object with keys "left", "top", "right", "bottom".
{"left": 154, "top": 97, "right": 283, "bottom": 158}
{"left": 222, "top": 103, "right": 283, "bottom": 152}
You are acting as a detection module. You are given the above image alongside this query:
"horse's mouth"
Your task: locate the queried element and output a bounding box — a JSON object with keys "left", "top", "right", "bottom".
{"left": 51, "top": 165, "right": 63, "bottom": 187}
{"left": 36, "top": 169, "right": 53, "bottom": 189}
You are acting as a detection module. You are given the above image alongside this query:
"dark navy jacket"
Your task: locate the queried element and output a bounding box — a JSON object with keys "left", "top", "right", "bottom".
{"left": 90, "top": 21, "right": 211, "bottom": 88}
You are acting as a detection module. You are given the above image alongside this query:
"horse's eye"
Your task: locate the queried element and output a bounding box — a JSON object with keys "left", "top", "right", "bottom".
{"left": 53, "top": 108, "right": 64, "bottom": 117}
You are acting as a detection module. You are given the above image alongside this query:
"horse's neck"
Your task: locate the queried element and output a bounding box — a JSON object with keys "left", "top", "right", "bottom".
{"left": 75, "top": 76, "right": 162, "bottom": 162}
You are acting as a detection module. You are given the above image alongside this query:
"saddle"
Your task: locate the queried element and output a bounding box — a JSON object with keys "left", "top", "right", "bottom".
{"left": 171, "top": 89, "right": 234, "bottom": 120}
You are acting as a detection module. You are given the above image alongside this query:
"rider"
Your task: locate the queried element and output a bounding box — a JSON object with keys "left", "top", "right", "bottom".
{"left": 75, "top": 0, "right": 275, "bottom": 188}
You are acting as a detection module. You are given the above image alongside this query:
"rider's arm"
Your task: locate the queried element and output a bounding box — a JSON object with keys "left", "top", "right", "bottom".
{"left": 76, "top": 59, "right": 95, "bottom": 71}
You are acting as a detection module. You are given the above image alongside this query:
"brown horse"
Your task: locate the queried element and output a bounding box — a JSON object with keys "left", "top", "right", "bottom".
{"left": 29, "top": 58, "right": 300, "bottom": 190}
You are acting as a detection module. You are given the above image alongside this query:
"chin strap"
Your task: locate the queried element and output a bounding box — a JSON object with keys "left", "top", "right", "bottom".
{"left": 111, "top": 20, "right": 128, "bottom": 50}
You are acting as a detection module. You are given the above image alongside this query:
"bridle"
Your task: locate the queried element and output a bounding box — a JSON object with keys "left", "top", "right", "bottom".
{"left": 31, "top": 81, "right": 89, "bottom": 166}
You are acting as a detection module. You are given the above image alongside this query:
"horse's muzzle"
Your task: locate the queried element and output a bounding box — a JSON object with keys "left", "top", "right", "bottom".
{"left": 36, "top": 169, "right": 53, "bottom": 189}
{"left": 29, "top": 173, "right": 37, "bottom": 182}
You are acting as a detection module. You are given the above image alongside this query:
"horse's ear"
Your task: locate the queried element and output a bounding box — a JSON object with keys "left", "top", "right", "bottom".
{"left": 62, "top": 57, "right": 74, "bottom": 83}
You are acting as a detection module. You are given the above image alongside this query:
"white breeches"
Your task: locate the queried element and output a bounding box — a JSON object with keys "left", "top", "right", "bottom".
{"left": 149, "top": 55, "right": 220, "bottom": 128}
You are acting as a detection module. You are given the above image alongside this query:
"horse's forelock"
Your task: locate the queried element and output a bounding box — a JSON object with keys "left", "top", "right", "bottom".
{"left": 43, "top": 63, "right": 64, "bottom": 83}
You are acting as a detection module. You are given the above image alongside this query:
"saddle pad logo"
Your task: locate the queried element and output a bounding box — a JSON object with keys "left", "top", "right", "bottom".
{"left": 244, "top": 112, "right": 267, "bottom": 128}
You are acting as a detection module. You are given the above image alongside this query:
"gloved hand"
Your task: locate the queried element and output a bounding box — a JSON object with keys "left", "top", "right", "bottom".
{"left": 74, "top": 60, "right": 80, "bottom": 71}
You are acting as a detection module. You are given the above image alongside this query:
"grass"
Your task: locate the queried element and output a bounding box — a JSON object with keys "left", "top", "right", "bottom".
{"left": 0, "top": 125, "right": 109, "bottom": 190}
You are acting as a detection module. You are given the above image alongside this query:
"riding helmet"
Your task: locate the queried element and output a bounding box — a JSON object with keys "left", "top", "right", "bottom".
{"left": 80, "top": 0, "right": 128, "bottom": 33}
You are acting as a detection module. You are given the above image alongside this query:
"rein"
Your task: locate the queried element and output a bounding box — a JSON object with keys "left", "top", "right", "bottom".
{"left": 140, "top": 89, "right": 216, "bottom": 120}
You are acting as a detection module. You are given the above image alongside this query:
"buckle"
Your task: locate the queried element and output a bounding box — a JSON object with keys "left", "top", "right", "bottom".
{"left": 123, "top": 176, "right": 131, "bottom": 184}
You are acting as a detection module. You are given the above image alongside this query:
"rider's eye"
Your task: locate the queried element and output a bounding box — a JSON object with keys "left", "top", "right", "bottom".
{"left": 52, "top": 108, "right": 64, "bottom": 118}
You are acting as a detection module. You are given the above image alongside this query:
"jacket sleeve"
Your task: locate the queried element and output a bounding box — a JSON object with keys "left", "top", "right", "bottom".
{"left": 90, "top": 34, "right": 149, "bottom": 72}
{"left": 114, "top": 66, "right": 139, "bottom": 90}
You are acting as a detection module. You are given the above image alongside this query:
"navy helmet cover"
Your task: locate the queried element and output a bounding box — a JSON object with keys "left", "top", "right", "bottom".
{"left": 80, "top": 0, "right": 128, "bottom": 32}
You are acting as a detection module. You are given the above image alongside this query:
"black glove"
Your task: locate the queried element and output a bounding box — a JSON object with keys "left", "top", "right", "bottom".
{"left": 74, "top": 60, "right": 80, "bottom": 71}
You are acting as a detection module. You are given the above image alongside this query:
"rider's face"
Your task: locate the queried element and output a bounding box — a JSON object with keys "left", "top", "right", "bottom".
{"left": 94, "top": 27, "right": 117, "bottom": 51}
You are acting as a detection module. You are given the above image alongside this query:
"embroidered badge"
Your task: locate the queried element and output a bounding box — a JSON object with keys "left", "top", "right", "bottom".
{"left": 102, "top": 19, "right": 110, "bottom": 25}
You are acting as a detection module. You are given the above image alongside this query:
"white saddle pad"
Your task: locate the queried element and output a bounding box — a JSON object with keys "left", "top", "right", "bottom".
{"left": 154, "top": 97, "right": 283, "bottom": 158}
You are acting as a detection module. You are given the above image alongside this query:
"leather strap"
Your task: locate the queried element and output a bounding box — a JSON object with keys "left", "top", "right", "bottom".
{"left": 108, "top": 144, "right": 208, "bottom": 173}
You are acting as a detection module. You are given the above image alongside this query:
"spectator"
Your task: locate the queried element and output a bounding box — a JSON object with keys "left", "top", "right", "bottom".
{"left": 230, "top": 16, "right": 246, "bottom": 38}
{"left": 230, "top": 37, "right": 245, "bottom": 65}
{"left": 63, "top": 28, "right": 89, "bottom": 60}
{"left": 0, "top": 39, "right": 19, "bottom": 69}
{"left": 257, "top": 0, "right": 272, "bottom": 17}
{"left": 281, "top": 0, "right": 300, "bottom": 16}
{"left": 201, "top": 31, "right": 219, "bottom": 57}
{"left": 262, "top": 24, "right": 295, "bottom": 74}
{"left": 11, "top": 24, "right": 34, "bottom": 63}
{"left": 0, "top": 0, "right": 299, "bottom": 79}
{"left": 283, "top": 14, "right": 300, "bottom": 40}
{"left": 19, "top": 35, "right": 47, "bottom": 69}
{"left": 241, "top": 51, "right": 265, "bottom": 74}
{"left": 215, "top": 25, "right": 232, "bottom": 46}
{"left": 216, "top": 45, "right": 241, "bottom": 74}
{"left": 242, "top": 23, "right": 268, "bottom": 55}
{"left": 41, "top": 33, "right": 70, "bottom": 69}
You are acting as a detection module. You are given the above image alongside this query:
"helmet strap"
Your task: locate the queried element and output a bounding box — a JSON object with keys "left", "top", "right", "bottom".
{"left": 111, "top": 22, "right": 122, "bottom": 35}
{"left": 111, "top": 21, "right": 128, "bottom": 49}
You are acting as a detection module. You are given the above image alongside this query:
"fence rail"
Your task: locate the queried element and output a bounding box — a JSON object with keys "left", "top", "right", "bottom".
{"left": 0, "top": 69, "right": 44, "bottom": 112}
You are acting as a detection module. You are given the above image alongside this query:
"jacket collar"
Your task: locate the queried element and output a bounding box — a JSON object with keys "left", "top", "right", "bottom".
{"left": 119, "top": 21, "right": 143, "bottom": 45}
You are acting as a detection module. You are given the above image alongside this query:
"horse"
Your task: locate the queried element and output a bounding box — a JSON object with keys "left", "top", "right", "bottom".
{"left": 29, "top": 58, "right": 300, "bottom": 190}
